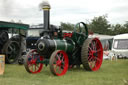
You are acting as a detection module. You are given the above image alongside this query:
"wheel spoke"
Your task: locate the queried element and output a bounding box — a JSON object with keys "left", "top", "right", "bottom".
{"left": 89, "top": 62, "right": 93, "bottom": 68}
{"left": 57, "top": 66, "right": 62, "bottom": 74}
{"left": 31, "top": 64, "right": 33, "bottom": 71}
{"left": 36, "top": 64, "right": 40, "bottom": 69}
{"left": 88, "top": 54, "right": 92, "bottom": 60}
{"left": 88, "top": 46, "right": 93, "bottom": 51}
{"left": 90, "top": 60, "right": 96, "bottom": 68}
{"left": 8, "top": 46, "right": 13, "bottom": 51}
{"left": 78, "top": 36, "right": 82, "bottom": 43}
{"left": 94, "top": 61, "right": 97, "bottom": 68}
{"left": 61, "top": 56, "right": 64, "bottom": 62}
{"left": 59, "top": 66, "right": 63, "bottom": 73}
{"left": 57, "top": 54, "right": 60, "bottom": 61}
{"left": 88, "top": 53, "right": 92, "bottom": 56}
{"left": 91, "top": 41, "right": 95, "bottom": 50}
{"left": 94, "top": 41, "right": 97, "bottom": 51}
{"left": 54, "top": 65, "right": 58, "bottom": 73}
{"left": 95, "top": 57, "right": 101, "bottom": 62}
{"left": 88, "top": 56, "right": 93, "bottom": 62}
{"left": 95, "top": 41, "right": 98, "bottom": 49}
{"left": 35, "top": 64, "right": 36, "bottom": 71}
{"left": 96, "top": 49, "right": 101, "bottom": 53}
{"left": 28, "top": 63, "right": 33, "bottom": 67}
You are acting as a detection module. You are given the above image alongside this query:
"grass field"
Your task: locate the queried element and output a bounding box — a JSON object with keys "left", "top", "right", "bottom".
{"left": 0, "top": 59, "right": 128, "bottom": 85}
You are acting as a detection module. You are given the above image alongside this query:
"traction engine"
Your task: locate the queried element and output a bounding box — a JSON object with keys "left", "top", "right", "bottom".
{"left": 24, "top": 1, "right": 103, "bottom": 76}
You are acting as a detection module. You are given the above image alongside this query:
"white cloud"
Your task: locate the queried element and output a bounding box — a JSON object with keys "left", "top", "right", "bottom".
{"left": 0, "top": 0, "right": 128, "bottom": 25}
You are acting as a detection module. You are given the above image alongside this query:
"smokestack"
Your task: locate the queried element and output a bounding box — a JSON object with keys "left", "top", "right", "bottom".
{"left": 39, "top": 0, "right": 51, "bottom": 30}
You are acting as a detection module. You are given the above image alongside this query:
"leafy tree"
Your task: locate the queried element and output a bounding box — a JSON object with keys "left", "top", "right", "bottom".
{"left": 113, "top": 24, "right": 123, "bottom": 35}
{"left": 60, "top": 22, "right": 74, "bottom": 31}
{"left": 124, "top": 22, "right": 128, "bottom": 29}
{"left": 60, "top": 15, "right": 128, "bottom": 35}
{"left": 111, "top": 23, "right": 128, "bottom": 35}
{"left": 89, "top": 15, "right": 111, "bottom": 34}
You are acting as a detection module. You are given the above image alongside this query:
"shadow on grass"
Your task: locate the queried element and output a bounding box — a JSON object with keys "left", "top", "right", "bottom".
{"left": 39, "top": 66, "right": 55, "bottom": 77}
{"left": 68, "top": 66, "right": 88, "bottom": 72}
{"left": 40, "top": 65, "right": 88, "bottom": 76}
{"left": 41, "top": 70, "right": 52, "bottom": 76}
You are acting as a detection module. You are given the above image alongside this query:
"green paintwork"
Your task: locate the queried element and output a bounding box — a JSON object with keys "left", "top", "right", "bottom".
{"left": 66, "top": 40, "right": 75, "bottom": 52}
{"left": 37, "top": 59, "right": 49, "bottom": 64}
{"left": 72, "top": 22, "right": 88, "bottom": 45}
{"left": 55, "top": 40, "right": 66, "bottom": 51}
{"left": 55, "top": 39, "right": 75, "bottom": 53}
{"left": 0, "top": 21, "right": 29, "bottom": 30}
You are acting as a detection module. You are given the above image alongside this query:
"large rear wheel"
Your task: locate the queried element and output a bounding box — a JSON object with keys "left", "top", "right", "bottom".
{"left": 81, "top": 38, "right": 103, "bottom": 71}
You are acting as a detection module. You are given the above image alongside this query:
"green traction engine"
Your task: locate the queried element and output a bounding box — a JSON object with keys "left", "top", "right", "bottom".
{"left": 24, "top": 1, "right": 103, "bottom": 76}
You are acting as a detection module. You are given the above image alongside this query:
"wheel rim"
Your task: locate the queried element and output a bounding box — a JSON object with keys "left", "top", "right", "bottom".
{"left": 88, "top": 38, "right": 103, "bottom": 71}
{"left": 50, "top": 50, "right": 69, "bottom": 76}
{"left": 26, "top": 49, "right": 43, "bottom": 74}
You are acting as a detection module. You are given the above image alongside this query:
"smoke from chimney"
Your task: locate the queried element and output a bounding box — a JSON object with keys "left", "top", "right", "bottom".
{"left": 39, "top": 0, "right": 51, "bottom": 11}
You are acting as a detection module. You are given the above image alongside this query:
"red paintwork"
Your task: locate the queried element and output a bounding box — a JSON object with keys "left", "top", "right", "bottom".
{"left": 88, "top": 38, "right": 103, "bottom": 71}
{"left": 63, "top": 33, "right": 73, "bottom": 38}
{"left": 27, "top": 49, "right": 43, "bottom": 74}
{"left": 52, "top": 50, "right": 69, "bottom": 76}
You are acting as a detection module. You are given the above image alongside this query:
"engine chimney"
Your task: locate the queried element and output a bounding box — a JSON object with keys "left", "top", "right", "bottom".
{"left": 41, "top": 0, "right": 51, "bottom": 30}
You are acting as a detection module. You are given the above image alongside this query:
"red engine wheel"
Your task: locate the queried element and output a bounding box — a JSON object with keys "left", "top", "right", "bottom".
{"left": 49, "top": 50, "right": 69, "bottom": 76}
{"left": 81, "top": 38, "right": 103, "bottom": 71}
{"left": 24, "top": 49, "right": 43, "bottom": 74}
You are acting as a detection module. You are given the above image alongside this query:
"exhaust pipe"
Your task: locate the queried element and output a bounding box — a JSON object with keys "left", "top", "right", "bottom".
{"left": 41, "top": 1, "right": 51, "bottom": 30}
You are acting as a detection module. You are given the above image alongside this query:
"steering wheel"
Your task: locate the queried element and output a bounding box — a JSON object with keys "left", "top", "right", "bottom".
{"left": 73, "top": 22, "right": 88, "bottom": 45}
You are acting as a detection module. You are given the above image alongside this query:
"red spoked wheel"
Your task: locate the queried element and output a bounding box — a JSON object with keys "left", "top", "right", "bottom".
{"left": 81, "top": 38, "right": 103, "bottom": 71}
{"left": 49, "top": 50, "right": 69, "bottom": 76}
{"left": 24, "top": 49, "right": 43, "bottom": 74}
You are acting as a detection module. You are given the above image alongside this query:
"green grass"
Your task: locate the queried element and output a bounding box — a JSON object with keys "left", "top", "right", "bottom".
{"left": 0, "top": 60, "right": 128, "bottom": 85}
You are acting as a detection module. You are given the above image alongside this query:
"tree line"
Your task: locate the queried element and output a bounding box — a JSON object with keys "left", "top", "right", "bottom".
{"left": 61, "top": 15, "right": 128, "bottom": 35}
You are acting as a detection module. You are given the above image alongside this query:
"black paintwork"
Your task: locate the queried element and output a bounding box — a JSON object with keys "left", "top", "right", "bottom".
{"left": 26, "top": 37, "right": 40, "bottom": 49}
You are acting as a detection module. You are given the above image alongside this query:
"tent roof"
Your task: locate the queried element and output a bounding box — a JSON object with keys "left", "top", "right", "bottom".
{"left": 0, "top": 21, "right": 29, "bottom": 30}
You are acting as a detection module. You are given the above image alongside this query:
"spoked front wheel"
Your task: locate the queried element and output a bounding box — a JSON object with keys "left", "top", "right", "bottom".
{"left": 49, "top": 50, "right": 69, "bottom": 76}
{"left": 81, "top": 38, "right": 103, "bottom": 71}
{"left": 24, "top": 49, "right": 43, "bottom": 74}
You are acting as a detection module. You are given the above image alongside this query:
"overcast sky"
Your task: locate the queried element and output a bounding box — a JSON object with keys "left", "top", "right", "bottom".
{"left": 0, "top": 0, "right": 128, "bottom": 25}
